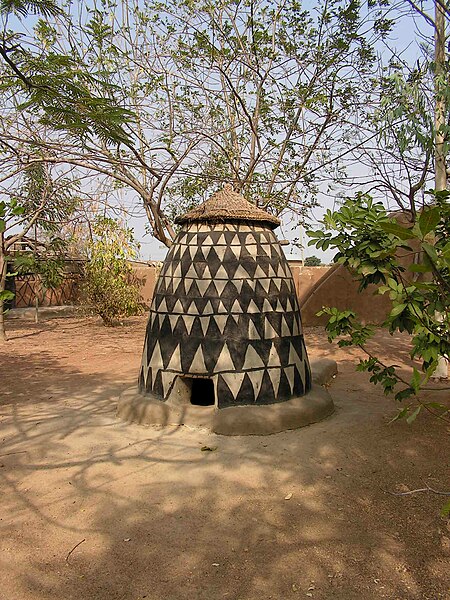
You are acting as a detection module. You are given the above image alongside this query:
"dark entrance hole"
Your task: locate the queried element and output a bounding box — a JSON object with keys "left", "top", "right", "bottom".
{"left": 189, "top": 377, "right": 215, "bottom": 406}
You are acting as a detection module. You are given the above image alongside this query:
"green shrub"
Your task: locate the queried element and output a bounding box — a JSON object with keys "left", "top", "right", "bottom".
{"left": 82, "top": 217, "right": 143, "bottom": 326}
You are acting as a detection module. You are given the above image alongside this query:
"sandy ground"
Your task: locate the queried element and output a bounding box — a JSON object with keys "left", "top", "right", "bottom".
{"left": 0, "top": 315, "right": 449, "bottom": 600}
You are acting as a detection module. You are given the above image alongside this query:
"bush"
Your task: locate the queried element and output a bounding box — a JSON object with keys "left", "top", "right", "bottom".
{"left": 304, "top": 255, "right": 322, "bottom": 266}
{"left": 82, "top": 217, "right": 143, "bottom": 326}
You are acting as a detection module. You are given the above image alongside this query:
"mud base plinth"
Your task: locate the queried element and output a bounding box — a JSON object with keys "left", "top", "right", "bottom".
{"left": 116, "top": 359, "right": 336, "bottom": 436}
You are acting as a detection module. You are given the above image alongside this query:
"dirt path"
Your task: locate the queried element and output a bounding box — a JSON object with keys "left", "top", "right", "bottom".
{"left": 0, "top": 316, "right": 449, "bottom": 600}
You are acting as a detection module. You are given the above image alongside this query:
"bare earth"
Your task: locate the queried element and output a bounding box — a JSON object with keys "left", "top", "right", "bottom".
{"left": 0, "top": 315, "right": 449, "bottom": 600}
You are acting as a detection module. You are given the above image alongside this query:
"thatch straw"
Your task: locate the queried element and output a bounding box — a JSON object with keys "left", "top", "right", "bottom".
{"left": 175, "top": 184, "right": 280, "bottom": 229}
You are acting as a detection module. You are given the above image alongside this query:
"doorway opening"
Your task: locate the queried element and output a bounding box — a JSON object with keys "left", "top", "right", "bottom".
{"left": 187, "top": 377, "right": 215, "bottom": 406}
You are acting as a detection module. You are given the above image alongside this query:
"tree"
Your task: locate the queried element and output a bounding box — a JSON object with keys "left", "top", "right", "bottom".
{"left": 0, "top": 0, "right": 396, "bottom": 245}
{"left": 82, "top": 216, "right": 143, "bottom": 326}
{"left": 342, "top": 1, "right": 450, "bottom": 215}
{"left": 150, "top": 0, "right": 392, "bottom": 217}
{"left": 13, "top": 249, "right": 66, "bottom": 323}
{"left": 0, "top": 161, "right": 78, "bottom": 341}
{"left": 366, "top": 0, "right": 450, "bottom": 379}
{"left": 304, "top": 255, "right": 322, "bottom": 266}
{"left": 307, "top": 192, "right": 449, "bottom": 422}
{"left": 0, "top": 0, "right": 176, "bottom": 245}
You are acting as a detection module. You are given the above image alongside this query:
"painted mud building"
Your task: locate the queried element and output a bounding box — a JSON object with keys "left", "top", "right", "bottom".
{"left": 137, "top": 185, "right": 312, "bottom": 409}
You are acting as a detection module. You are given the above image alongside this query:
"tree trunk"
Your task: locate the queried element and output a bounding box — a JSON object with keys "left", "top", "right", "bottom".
{"left": 434, "top": 0, "right": 446, "bottom": 190}
{"left": 0, "top": 241, "right": 8, "bottom": 342}
{"left": 433, "top": 0, "right": 448, "bottom": 379}
{"left": 35, "top": 275, "right": 40, "bottom": 324}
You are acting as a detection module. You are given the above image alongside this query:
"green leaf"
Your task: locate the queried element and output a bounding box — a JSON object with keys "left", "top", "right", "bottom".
{"left": 419, "top": 206, "right": 440, "bottom": 236}
{"left": 441, "top": 241, "right": 450, "bottom": 261}
{"left": 390, "top": 303, "right": 407, "bottom": 317}
{"left": 422, "top": 241, "right": 438, "bottom": 263}
{"left": 406, "top": 405, "right": 421, "bottom": 424}
{"left": 11, "top": 205, "right": 26, "bottom": 216}
{"left": 0, "top": 290, "right": 15, "bottom": 301}
{"left": 380, "top": 221, "right": 414, "bottom": 240}
{"left": 441, "top": 500, "right": 450, "bottom": 518}
{"left": 389, "top": 406, "right": 409, "bottom": 423}
{"left": 360, "top": 264, "right": 378, "bottom": 275}
{"left": 409, "top": 263, "right": 431, "bottom": 273}
{"left": 411, "top": 368, "right": 421, "bottom": 393}
{"left": 0, "top": 219, "right": 5, "bottom": 233}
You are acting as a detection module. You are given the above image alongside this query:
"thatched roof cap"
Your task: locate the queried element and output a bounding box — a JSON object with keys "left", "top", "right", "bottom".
{"left": 175, "top": 184, "right": 280, "bottom": 230}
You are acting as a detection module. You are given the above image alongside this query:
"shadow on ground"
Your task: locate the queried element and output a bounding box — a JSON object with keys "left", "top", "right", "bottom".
{"left": 0, "top": 320, "right": 449, "bottom": 600}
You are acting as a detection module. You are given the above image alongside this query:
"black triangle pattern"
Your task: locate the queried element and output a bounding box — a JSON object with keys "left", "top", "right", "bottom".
{"left": 140, "top": 222, "right": 311, "bottom": 405}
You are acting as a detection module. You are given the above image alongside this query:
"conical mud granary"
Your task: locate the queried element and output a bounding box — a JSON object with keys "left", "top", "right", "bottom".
{"left": 118, "top": 185, "right": 334, "bottom": 435}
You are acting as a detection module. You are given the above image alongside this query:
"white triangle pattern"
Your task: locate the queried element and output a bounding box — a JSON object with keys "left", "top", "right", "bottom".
{"left": 231, "top": 299, "right": 242, "bottom": 313}
{"left": 173, "top": 299, "right": 183, "bottom": 313}
{"left": 215, "top": 265, "right": 228, "bottom": 279}
{"left": 215, "top": 344, "right": 234, "bottom": 371}
{"left": 288, "top": 343, "right": 301, "bottom": 367}
{"left": 149, "top": 343, "right": 164, "bottom": 369}
{"left": 199, "top": 317, "right": 209, "bottom": 336}
{"left": 247, "top": 300, "right": 259, "bottom": 314}
{"left": 243, "top": 345, "right": 265, "bottom": 370}
{"left": 167, "top": 345, "right": 181, "bottom": 370}
{"left": 233, "top": 280, "right": 244, "bottom": 293}
{"left": 184, "top": 278, "right": 195, "bottom": 295}
{"left": 215, "top": 246, "right": 227, "bottom": 260}
{"left": 168, "top": 315, "right": 178, "bottom": 330}
{"left": 215, "top": 279, "right": 227, "bottom": 295}
{"left": 248, "top": 369, "right": 264, "bottom": 399}
{"left": 248, "top": 320, "right": 261, "bottom": 340}
{"left": 254, "top": 265, "right": 266, "bottom": 279}
{"left": 259, "top": 278, "right": 270, "bottom": 293}
{"left": 284, "top": 365, "right": 295, "bottom": 394}
{"left": 217, "top": 301, "right": 228, "bottom": 313}
{"left": 143, "top": 223, "right": 312, "bottom": 402}
{"left": 234, "top": 264, "right": 250, "bottom": 278}
{"left": 184, "top": 315, "right": 196, "bottom": 334}
{"left": 268, "top": 368, "right": 281, "bottom": 396}
{"left": 203, "top": 300, "right": 213, "bottom": 315}
{"left": 186, "top": 265, "right": 197, "bottom": 278}
{"left": 186, "top": 300, "right": 199, "bottom": 315}
{"left": 221, "top": 372, "right": 245, "bottom": 399}
{"left": 190, "top": 346, "right": 207, "bottom": 373}
{"left": 161, "top": 371, "right": 176, "bottom": 399}
{"left": 281, "top": 315, "right": 290, "bottom": 336}
{"left": 213, "top": 315, "right": 228, "bottom": 334}
{"left": 267, "top": 343, "right": 280, "bottom": 365}
{"left": 262, "top": 298, "right": 272, "bottom": 313}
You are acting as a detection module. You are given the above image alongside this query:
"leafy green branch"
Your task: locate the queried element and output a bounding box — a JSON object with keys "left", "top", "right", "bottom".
{"left": 308, "top": 191, "right": 450, "bottom": 424}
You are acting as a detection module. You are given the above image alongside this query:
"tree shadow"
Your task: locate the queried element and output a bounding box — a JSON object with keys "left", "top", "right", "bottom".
{"left": 0, "top": 324, "right": 449, "bottom": 600}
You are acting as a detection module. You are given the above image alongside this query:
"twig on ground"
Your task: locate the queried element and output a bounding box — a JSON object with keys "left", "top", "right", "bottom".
{"left": 381, "top": 483, "right": 450, "bottom": 497}
{"left": 65, "top": 538, "right": 86, "bottom": 564}
{"left": 0, "top": 451, "right": 28, "bottom": 458}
